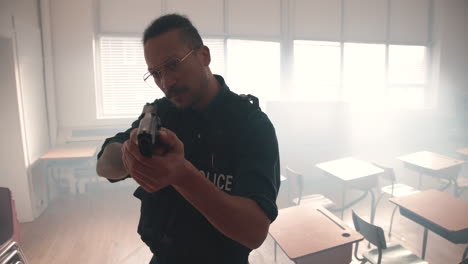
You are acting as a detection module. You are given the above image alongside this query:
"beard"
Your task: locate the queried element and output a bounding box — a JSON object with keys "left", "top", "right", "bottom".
{"left": 166, "top": 71, "right": 211, "bottom": 110}
{"left": 166, "top": 86, "right": 190, "bottom": 101}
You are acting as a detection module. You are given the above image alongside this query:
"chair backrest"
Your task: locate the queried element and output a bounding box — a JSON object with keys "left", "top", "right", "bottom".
{"left": 372, "top": 163, "right": 396, "bottom": 183}
{"left": 0, "top": 187, "right": 14, "bottom": 245}
{"left": 352, "top": 210, "right": 387, "bottom": 249}
{"left": 284, "top": 166, "right": 304, "bottom": 205}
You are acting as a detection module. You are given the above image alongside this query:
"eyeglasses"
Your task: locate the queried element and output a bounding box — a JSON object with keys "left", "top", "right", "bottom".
{"left": 143, "top": 49, "right": 195, "bottom": 88}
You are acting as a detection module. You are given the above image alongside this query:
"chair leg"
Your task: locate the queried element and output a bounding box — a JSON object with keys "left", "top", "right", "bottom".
{"left": 462, "top": 246, "right": 468, "bottom": 261}
{"left": 341, "top": 185, "right": 347, "bottom": 219}
{"left": 388, "top": 205, "right": 398, "bottom": 239}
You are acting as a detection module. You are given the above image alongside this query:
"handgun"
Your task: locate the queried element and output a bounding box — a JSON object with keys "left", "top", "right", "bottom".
{"left": 137, "top": 103, "right": 162, "bottom": 157}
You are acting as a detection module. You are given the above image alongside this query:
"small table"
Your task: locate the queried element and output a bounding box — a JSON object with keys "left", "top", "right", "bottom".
{"left": 389, "top": 189, "right": 468, "bottom": 260}
{"left": 397, "top": 151, "right": 465, "bottom": 191}
{"left": 316, "top": 157, "right": 384, "bottom": 222}
{"left": 40, "top": 144, "right": 99, "bottom": 198}
{"left": 457, "top": 147, "right": 468, "bottom": 174}
{"left": 269, "top": 204, "right": 363, "bottom": 264}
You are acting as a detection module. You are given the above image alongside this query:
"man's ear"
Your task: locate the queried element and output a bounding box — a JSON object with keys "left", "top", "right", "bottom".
{"left": 198, "top": 45, "right": 211, "bottom": 67}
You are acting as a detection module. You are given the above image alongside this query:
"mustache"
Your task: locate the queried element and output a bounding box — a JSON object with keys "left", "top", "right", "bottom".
{"left": 166, "top": 86, "right": 189, "bottom": 98}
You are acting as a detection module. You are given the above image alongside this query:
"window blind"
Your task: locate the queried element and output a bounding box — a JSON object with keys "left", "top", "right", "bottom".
{"left": 97, "top": 36, "right": 225, "bottom": 118}
{"left": 98, "top": 36, "right": 162, "bottom": 118}
{"left": 99, "top": 0, "right": 162, "bottom": 33}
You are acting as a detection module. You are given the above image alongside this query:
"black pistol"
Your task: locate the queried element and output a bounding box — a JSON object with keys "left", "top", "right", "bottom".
{"left": 137, "top": 103, "right": 162, "bottom": 157}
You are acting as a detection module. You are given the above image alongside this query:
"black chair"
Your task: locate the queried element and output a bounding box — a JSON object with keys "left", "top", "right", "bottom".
{"left": 460, "top": 256, "right": 468, "bottom": 264}
{"left": 372, "top": 163, "right": 420, "bottom": 239}
{"left": 283, "top": 166, "right": 335, "bottom": 208}
{"left": 451, "top": 176, "right": 468, "bottom": 197}
{"left": 0, "top": 187, "right": 29, "bottom": 264}
{"left": 352, "top": 210, "right": 427, "bottom": 264}
{"left": 460, "top": 246, "right": 468, "bottom": 264}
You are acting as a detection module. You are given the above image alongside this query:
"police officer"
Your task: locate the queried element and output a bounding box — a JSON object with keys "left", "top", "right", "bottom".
{"left": 96, "top": 14, "right": 280, "bottom": 264}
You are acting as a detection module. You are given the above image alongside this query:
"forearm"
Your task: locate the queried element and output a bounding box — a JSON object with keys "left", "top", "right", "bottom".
{"left": 174, "top": 161, "right": 270, "bottom": 249}
{"left": 96, "top": 142, "right": 128, "bottom": 180}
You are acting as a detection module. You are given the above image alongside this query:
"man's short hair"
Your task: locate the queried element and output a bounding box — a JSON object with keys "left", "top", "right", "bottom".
{"left": 143, "top": 13, "right": 203, "bottom": 50}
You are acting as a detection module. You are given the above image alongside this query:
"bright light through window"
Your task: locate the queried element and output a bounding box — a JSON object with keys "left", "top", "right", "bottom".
{"left": 389, "top": 45, "right": 426, "bottom": 84}
{"left": 98, "top": 36, "right": 163, "bottom": 119}
{"left": 226, "top": 39, "right": 280, "bottom": 108}
{"left": 97, "top": 36, "right": 429, "bottom": 119}
{"left": 293, "top": 41, "right": 341, "bottom": 100}
{"left": 203, "top": 38, "right": 225, "bottom": 77}
{"left": 343, "top": 43, "right": 386, "bottom": 104}
{"left": 388, "top": 45, "right": 427, "bottom": 108}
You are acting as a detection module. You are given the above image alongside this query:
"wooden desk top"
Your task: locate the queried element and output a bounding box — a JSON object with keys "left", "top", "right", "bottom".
{"left": 457, "top": 148, "right": 468, "bottom": 157}
{"left": 40, "top": 144, "right": 99, "bottom": 160}
{"left": 389, "top": 189, "right": 468, "bottom": 232}
{"left": 397, "top": 151, "right": 465, "bottom": 171}
{"left": 269, "top": 204, "right": 363, "bottom": 260}
{"left": 316, "top": 157, "right": 384, "bottom": 181}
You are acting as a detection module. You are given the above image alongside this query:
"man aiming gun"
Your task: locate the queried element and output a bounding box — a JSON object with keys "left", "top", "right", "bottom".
{"left": 96, "top": 13, "right": 280, "bottom": 264}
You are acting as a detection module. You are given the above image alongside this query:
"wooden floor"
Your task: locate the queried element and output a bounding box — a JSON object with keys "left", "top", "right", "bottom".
{"left": 19, "top": 177, "right": 467, "bottom": 264}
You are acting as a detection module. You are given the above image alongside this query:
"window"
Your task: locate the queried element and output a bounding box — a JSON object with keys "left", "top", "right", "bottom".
{"left": 97, "top": 36, "right": 162, "bottom": 119}
{"left": 388, "top": 45, "right": 427, "bottom": 108}
{"left": 204, "top": 38, "right": 225, "bottom": 77}
{"left": 343, "top": 43, "right": 386, "bottom": 104}
{"left": 98, "top": 36, "right": 428, "bottom": 119}
{"left": 226, "top": 39, "right": 281, "bottom": 108}
{"left": 291, "top": 41, "right": 427, "bottom": 108}
{"left": 97, "top": 36, "right": 225, "bottom": 119}
{"left": 293, "top": 41, "right": 341, "bottom": 100}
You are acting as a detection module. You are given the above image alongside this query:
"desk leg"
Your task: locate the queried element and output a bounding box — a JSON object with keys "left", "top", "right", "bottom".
{"left": 418, "top": 172, "right": 423, "bottom": 190}
{"left": 422, "top": 227, "right": 428, "bottom": 260}
{"left": 341, "top": 184, "right": 346, "bottom": 219}
{"left": 63, "top": 168, "right": 77, "bottom": 195}
{"left": 44, "top": 164, "right": 51, "bottom": 202}
{"left": 369, "top": 189, "right": 376, "bottom": 225}
{"left": 47, "top": 167, "right": 61, "bottom": 201}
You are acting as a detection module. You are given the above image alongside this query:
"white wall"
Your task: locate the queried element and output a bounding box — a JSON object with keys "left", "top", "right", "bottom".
{"left": 49, "top": 0, "right": 103, "bottom": 129}
{"left": 0, "top": 0, "right": 50, "bottom": 222}
{"left": 14, "top": 0, "right": 50, "bottom": 163}
{"left": 432, "top": 0, "right": 468, "bottom": 114}
{"left": 0, "top": 1, "right": 13, "bottom": 38}
{"left": 0, "top": 37, "right": 35, "bottom": 222}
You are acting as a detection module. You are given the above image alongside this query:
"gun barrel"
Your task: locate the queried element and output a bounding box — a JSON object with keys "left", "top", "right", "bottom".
{"left": 137, "top": 103, "right": 161, "bottom": 157}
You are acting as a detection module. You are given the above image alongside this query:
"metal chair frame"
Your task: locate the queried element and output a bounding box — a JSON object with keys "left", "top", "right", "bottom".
{"left": 352, "top": 210, "right": 427, "bottom": 264}
{"left": 372, "top": 164, "right": 419, "bottom": 239}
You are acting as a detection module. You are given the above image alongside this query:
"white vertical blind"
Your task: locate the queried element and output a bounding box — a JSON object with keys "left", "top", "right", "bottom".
{"left": 227, "top": 0, "right": 281, "bottom": 37}
{"left": 99, "top": 0, "right": 162, "bottom": 33}
{"left": 166, "top": 0, "right": 224, "bottom": 35}
{"left": 98, "top": 36, "right": 163, "bottom": 118}
{"left": 293, "top": 0, "right": 342, "bottom": 40}
{"left": 343, "top": 0, "right": 388, "bottom": 42}
{"left": 389, "top": 0, "right": 430, "bottom": 43}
